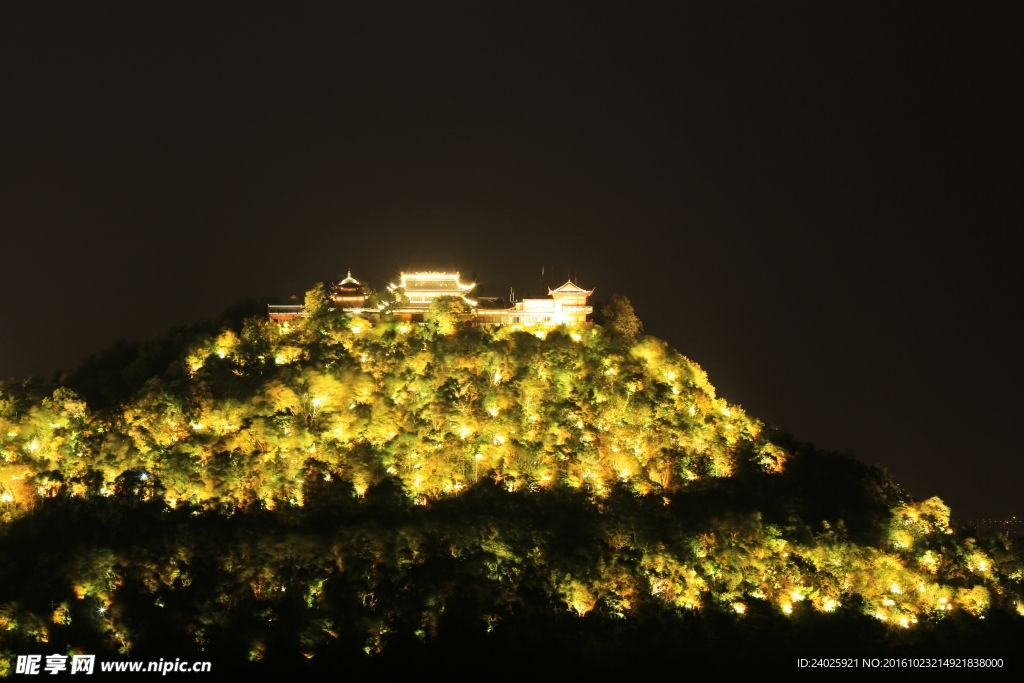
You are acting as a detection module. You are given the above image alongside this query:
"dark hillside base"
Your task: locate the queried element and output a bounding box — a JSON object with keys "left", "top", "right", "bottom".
{"left": 1, "top": 447, "right": 1020, "bottom": 675}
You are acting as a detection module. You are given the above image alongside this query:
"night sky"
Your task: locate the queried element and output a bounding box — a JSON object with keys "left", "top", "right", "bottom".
{"left": 1, "top": 3, "right": 1021, "bottom": 520}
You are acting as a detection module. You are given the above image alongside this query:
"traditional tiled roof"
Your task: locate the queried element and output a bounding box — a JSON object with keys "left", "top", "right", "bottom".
{"left": 338, "top": 270, "right": 362, "bottom": 286}
{"left": 548, "top": 280, "right": 593, "bottom": 296}
{"left": 390, "top": 272, "right": 476, "bottom": 293}
{"left": 332, "top": 270, "right": 368, "bottom": 296}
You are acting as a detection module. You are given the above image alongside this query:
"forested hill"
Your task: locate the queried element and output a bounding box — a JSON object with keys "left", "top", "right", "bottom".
{"left": 0, "top": 291, "right": 1021, "bottom": 673}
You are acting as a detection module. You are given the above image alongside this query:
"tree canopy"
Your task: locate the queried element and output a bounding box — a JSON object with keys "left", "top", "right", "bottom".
{"left": 600, "top": 294, "right": 643, "bottom": 339}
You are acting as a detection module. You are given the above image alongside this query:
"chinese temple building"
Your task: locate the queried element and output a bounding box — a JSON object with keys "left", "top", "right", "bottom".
{"left": 330, "top": 271, "right": 369, "bottom": 309}
{"left": 268, "top": 270, "right": 370, "bottom": 323}
{"left": 269, "top": 269, "right": 593, "bottom": 328}
{"left": 267, "top": 304, "right": 305, "bottom": 323}
{"left": 525, "top": 280, "right": 594, "bottom": 325}
{"left": 472, "top": 280, "right": 593, "bottom": 327}
{"left": 387, "top": 271, "right": 478, "bottom": 323}
{"left": 389, "top": 271, "right": 477, "bottom": 308}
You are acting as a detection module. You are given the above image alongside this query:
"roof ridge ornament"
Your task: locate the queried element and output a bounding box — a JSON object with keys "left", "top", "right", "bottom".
{"left": 339, "top": 269, "right": 362, "bottom": 286}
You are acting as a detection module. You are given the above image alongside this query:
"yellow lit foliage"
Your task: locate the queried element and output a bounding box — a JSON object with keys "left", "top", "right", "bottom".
{"left": 0, "top": 301, "right": 1019, "bottom": 661}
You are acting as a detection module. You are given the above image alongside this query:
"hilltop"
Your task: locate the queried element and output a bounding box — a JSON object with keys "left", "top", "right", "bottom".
{"left": 0, "top": 292, "right": 1021, "bottom": 673}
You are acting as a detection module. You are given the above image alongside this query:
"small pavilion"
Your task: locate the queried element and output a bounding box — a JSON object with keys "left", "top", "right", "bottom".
{"left": 330, "top": 271, "right": 369, "bottom": 309}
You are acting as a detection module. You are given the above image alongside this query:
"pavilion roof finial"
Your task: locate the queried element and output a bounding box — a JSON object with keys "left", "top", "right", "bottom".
{"left": 339, "top": 270, "right": 362, "bottom": 286}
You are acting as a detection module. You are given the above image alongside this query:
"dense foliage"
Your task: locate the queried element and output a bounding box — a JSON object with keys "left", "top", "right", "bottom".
{"left": 1, "top": 294, "right": 1021, "bottom": 672}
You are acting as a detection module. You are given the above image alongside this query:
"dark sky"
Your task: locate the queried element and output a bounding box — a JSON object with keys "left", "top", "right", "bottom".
{"left": 1, "top": 3, "right": 1021, "bottom": 519}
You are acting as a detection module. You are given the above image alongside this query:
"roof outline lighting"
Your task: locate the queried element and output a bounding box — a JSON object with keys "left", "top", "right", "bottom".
{"left": 547, "top": 280, "right": 594, "bottom": 296}
{"left": 389, "top": 271, "right": 476, "bottom": 293}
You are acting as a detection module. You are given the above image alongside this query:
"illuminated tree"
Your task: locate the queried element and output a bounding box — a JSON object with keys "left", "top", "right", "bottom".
{"left": 304, "top": 282, "right": 331, "bottom": 317}
{"left": 424, "top": 296, "right": 468, "bottom": 335}
{"left": 600, "top": 294, "right": 643, "bottom": 340}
